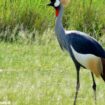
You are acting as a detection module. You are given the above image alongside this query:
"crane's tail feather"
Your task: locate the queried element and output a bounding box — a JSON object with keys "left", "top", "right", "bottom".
{"left": 101, "top": 58, "right": 105, "bottom": 81}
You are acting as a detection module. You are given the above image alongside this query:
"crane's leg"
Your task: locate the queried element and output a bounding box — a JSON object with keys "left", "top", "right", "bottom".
{"left": 74, "top": 66, "right": 80, "bottom": 105}
{"left": 91, "top": 72, "right": 97, "bottom": 105}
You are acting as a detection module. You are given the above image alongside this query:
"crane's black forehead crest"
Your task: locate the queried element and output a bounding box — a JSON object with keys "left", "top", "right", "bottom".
{"left": 51, "top": 0, "right": 56, "bottom": 3}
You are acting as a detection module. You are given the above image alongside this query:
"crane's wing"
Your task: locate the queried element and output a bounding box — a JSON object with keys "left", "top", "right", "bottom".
{"left": 66, "top": 31, "right": 105, "bottom": 58}
{"left": 66, "top": 31, "right": 105, "bottom": 78}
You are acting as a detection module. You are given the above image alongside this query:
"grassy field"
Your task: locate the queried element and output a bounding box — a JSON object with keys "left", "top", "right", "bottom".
{"left": 0, "top": 38, "right": 105, "bottom": 105}
{"left": 0, "top": 1, "right": 105, "bottom": 105}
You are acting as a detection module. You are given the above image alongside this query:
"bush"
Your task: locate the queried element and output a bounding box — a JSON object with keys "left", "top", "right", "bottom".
{"left": 64, "top": 0, "right": 105, "bottom": 39}
{"left": 0, "top": 0, "right": 105, "bottom": 42}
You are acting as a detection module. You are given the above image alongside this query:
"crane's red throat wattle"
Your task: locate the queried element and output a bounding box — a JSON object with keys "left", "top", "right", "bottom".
{"left": 55, "top": 8, "right": 59, "bottom": 17}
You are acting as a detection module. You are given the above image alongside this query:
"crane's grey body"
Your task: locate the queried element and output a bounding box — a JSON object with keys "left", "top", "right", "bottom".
{"left": 55, "top": 5, "right": 77, "bottom": 64}
{"left": 55, "top": 5, "right": 105, "bottom": 65}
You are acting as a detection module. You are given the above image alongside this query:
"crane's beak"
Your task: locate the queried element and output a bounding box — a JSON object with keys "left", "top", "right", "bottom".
{"left": 47, "top": 2, "right": 53, "bottom": 7}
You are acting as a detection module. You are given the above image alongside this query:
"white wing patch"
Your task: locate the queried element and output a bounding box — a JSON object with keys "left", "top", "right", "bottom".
{"left": 54, "top": 0, "right": 60, "bottom": 7}
{"left": 70, "top": 45, "right": 92, "bottom": 67}
{"left": 70, "top": 45, "right": 103, "bottom": 77}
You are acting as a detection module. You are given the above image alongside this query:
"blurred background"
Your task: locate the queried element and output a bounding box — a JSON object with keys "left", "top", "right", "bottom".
{"left": 0, "top": 1, "right": 105, "bottom": 105}
{"left": 0, "top": 0, "right": 105, "bottom": 43}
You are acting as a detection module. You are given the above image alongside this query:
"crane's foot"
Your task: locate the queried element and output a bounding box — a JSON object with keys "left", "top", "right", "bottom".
{"left": 94, "top": 91, "right": 97, "bottom": 105}
{"left": 73, "top": 83, "right": 80, "bottom": 105}
{"left": 91, "top": 73, "right": 97, "bottom": 105}
{"left": 92, "top": 83, "right": 97, "bottom": 105}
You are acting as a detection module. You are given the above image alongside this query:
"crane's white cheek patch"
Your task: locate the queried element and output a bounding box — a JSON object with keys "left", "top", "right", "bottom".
{"left": 70, "top": 46, "right": 103, "bottom": 77}
{"left": 54, "top": 0, "right": 60, "bottom": 7}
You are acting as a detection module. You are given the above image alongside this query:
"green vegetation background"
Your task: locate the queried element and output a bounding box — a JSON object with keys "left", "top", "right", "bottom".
{"left": 0, "top": 0, "right": 105, "bottom": 42}
{"left": 0, "top": 0, "right": 105, "bottom": 105}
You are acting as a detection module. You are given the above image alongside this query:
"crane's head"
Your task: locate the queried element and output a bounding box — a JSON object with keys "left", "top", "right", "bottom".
{"left": 47, "top": 0, "right": 70, "bottom": 17}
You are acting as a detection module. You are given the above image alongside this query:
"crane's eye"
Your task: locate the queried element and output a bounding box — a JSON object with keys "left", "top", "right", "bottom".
{"left": 54, "top": 0, "right": 60, "bottom": 7}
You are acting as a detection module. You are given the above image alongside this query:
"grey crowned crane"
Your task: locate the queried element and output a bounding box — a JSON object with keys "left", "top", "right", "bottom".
{"left": 47, "top": 0, "right": 105, "bottom": 105}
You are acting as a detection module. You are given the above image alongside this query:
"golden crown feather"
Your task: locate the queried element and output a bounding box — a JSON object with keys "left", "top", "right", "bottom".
{"left": 61, "top": 0, "right": 70, "bottom": 6}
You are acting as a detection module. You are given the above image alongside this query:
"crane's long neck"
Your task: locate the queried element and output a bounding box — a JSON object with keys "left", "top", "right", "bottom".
{"left": 55, "top": 5, "right": 66, "bottom": 49}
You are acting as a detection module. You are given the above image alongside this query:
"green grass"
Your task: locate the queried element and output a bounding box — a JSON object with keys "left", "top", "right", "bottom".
{"left": 0, "top": 0, "right": 52, "bottom": 32}
{"left": 0, "top": 38, "right": 105, "bottom": 105}
{"left": 0, "top": 0, "right": 105, "bottom": 40}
